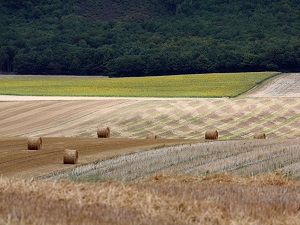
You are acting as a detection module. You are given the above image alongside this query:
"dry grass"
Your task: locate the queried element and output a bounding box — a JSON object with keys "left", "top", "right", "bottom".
{"left": 1, "top": 97, "right": 300, "bottom": 140}
{"left": 48, "top": 139, "right": 300, "bottom": 182}
{"left": 0, "top": 173, "right": 299, "bottom": 225}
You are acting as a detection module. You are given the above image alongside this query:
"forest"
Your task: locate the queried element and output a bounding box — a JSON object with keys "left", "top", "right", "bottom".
{"left": 1, "top": 0, "right": 300, "bottom": 77}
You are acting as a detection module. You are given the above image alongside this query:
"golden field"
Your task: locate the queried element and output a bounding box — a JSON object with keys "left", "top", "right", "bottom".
{"left": 0, "top": 72, "right": 300, "bottom": 224}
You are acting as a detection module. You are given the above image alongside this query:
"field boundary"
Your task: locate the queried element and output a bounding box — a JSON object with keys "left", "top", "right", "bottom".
{"left": 0, "top": 95, "right": 226, "bottom": 102}
{"left": 235, "top": 72, "right": 282, "bottom": 97}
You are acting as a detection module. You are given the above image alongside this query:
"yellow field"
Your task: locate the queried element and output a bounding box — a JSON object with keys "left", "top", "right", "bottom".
{"left": 0, "top": 72, "right": 279, "bottom": 97}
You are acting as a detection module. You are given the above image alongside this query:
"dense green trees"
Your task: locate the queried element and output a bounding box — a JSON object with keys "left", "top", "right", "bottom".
{"left": 1, "top": 0, "right": 300, "bottom": 76}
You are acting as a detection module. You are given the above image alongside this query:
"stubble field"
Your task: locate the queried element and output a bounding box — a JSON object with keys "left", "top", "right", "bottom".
{"left": 1, "top": 73, "right": 300, "bottom": 224}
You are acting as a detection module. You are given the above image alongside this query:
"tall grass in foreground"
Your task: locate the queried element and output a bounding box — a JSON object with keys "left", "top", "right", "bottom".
{"left": 43, "top": 139, "right": 300, "bottom": 182}
{"left": 1, "top": 174, "right": 300, "bottom": 225}
{"left": 0, "top": 72, "right": 279, "bottom": 97}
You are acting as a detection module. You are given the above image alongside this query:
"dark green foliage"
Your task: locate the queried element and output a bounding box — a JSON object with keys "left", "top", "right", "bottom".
{"left": 1, "top": 0, "right": 300, "bottom": 76}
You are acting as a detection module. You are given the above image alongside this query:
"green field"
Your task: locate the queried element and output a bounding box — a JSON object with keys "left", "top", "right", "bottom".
{"left": 0, "top": 72, "right": 279, "bottom": 97}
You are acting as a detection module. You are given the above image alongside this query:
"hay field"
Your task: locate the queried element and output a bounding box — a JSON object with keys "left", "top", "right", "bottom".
{"left": 0, "top": 73, "right": 300, "bottom": 224}
{"left": 0, "top": 137, "right": 194, "bottom": 179}
{"left": 0, "top": 97, "right": 300, "bottom": 139}
{"left": 1, "top": 174, "right": 300, "bottom": 225}
{"left": 248, "top": 73, "right": 300, "bottom": 97}
{"left": 46, "top": 139, "right": 300, "bottom": 181}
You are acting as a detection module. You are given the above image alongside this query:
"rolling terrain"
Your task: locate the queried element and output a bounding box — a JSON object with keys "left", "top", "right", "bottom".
{"left": 248, "top": 73, "right": 300, "bottom": 97}
{"left": 0, "top": 73, "right": 300, "bottom": 224}
{"left": 0, "top": 73, "right": 299, "bottom": 179}
{"left": 0, "top": 97, "right": 299, "bottom": 140}
{"left": 0, "top": 137, "right": 195, "bottom": 179}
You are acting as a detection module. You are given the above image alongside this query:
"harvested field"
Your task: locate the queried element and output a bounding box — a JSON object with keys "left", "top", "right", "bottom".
{"left": 45, "top": 138, "right": 300, "bottom": 181}
{"left": 0, "top": 73, "right": 300, "bottom": 224}
{"left": 247, "top": 73, "right": 300, "bottom": 97}
{"left": 0, "top": 174, "right": 299, "bottom": 225}
{"left": 0, "top": 137, "right": 195, "bottom": 179}
{"left": 0, "top": 97, "right": 300, "bottom": 139}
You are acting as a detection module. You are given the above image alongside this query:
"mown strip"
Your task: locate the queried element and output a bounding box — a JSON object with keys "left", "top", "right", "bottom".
{"left": 43, "top": 139, "right": 300, "bottom": 182}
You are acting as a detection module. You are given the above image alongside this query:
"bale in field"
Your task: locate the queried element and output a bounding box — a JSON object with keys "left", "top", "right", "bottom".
{"left": 63, "top": 149, "right": 78, "bottom": 164}
{"left": 254, "top": 133, "right": 267, "bottom": 139}
{"left": 146, "top": 134, "right": 159, "bottom": 139}
{"left": 97, "top": 127, "right": 110, "bottom": 138}
{"left": 27, "top": 137, "right": 42, "bottom": 150}
{"left": 205, "top": 130, "right": 218, "bottom": 140}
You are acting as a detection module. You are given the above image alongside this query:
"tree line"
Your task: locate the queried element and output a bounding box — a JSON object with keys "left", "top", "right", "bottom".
{"left": 1, "top": 0, "right": 300, "bottom": 77}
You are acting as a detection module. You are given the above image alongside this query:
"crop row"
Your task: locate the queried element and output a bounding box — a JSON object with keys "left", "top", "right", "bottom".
{"left": 44, "top": 139, "right": 300, "bottom": 181}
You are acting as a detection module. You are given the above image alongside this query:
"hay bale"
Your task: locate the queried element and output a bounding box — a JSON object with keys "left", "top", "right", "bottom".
{"left": 97, "top": 127, "right": 110, "bottom": 138}
{"left": 146, "top": 134, "right": 159, "bottom": 139}
{"left": 254, "top": 133, "right": 266, "bottom": 139}
{"left": 205, "top": 130, "right": 218, "bottom": 140}
{"left": 63, "top": 149, "right": 78, "bottom": 164}
{"left": 27, "top": 137, "right": 42, "bottom": 150}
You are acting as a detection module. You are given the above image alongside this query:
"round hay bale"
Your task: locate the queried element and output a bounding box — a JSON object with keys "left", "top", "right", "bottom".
{"left": 253, "top": 133, "right": 266, "bottom": 139}
{"left": 146, "top": 134, "right": 159, "bottom": 139}
{"left": 63, "top": 149, "right": 78, "bottom": 164}
{"left": 97, "top": 127, "right": 110, "bottom": 138}
{"left": 27, "top": 137, "right": 42, "bottom": 150}
{"left": 205, "top": 130, "right": 218, "bottom": 140}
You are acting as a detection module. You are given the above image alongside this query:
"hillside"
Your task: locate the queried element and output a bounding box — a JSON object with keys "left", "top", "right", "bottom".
{"left": 1, "top": 0, "right": 300, "bottom": 76}
{"left": 0, "top": 71, "right": 300, "bottom": 224}
{"left": 1, "top": 97, "right": 300, "bottom": 140}
{"left": 76, "top": 0, "right": 165, "bottom": 21}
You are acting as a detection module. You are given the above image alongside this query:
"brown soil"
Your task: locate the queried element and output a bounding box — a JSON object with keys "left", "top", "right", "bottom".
{"left": 0, "top": 137, "right": 196, "bottom": 179}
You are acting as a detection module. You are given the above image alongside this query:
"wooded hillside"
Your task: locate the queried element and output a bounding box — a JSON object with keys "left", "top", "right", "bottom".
{"left": 1, "top": 0, "right": 300, "bottom": 76}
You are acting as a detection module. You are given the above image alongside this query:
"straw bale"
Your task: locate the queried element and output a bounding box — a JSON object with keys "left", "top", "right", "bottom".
{"left": 205, "top": 130, "right": 218, "bottom": 140}
{"left": 63, "top": 149, "right": 78, "bottom": 164}
{"left": 146, "top": 134, "right": 159, "bottom": 139}
{"left": 253, "top": 133, "right": 266, "bottom": 139}
{"left": 27, "top": 137, "right": 42, "bottom": 150}
{"left": 97, "top": 127, "right": 110, "bottom": 138}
